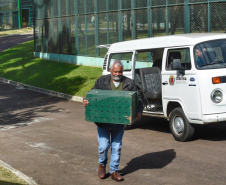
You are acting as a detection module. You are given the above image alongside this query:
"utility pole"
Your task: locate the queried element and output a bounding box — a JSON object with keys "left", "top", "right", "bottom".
{"left": 18, "top": 0, "right": 22, "bottom": 28}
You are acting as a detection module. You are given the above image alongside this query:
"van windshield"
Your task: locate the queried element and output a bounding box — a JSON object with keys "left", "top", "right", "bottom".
{"left": 194, "top": 39, "right": 226, "bottom": 70}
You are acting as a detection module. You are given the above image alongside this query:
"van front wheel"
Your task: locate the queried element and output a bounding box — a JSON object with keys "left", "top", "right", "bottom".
{"left": 169, "top": 107, "right": 194, "bottom": 142}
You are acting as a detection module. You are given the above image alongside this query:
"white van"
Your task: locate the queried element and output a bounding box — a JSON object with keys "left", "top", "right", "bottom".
{"left": 101, "top": 33, "right": 226, "bottom": 142}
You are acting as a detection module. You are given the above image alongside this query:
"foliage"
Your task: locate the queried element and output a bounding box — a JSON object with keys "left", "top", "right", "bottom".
{"left": 0, "top": 40, "right": 102, "bottom": 97}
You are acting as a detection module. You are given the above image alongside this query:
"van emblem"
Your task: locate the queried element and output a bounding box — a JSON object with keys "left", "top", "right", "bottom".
{"left": 169, "top": 75, "right": 175, "bottom": 85}
{"left": 190, "top": 77, "right": 195, "bottom": 82}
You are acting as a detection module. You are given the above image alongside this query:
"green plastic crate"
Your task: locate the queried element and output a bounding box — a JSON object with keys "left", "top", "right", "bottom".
{"left": 85, "top": 89, "right": 137, "bottom": 125}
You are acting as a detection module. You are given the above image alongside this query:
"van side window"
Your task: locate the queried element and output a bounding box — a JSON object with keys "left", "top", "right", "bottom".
{"left": 136, "top": 49, "right": 164, "bottom": 70}
{"left": 108, "top": 52, "right": 133, "bottom": 71}
{"left": 166, "top": 48, "right": 191, "bottom": 70}
{"left": 136, "top": 50, "right": 153, "bottom": 69}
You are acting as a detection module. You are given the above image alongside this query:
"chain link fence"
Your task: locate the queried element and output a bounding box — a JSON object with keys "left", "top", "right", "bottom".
{"left": 0, "top": 0, "right": 34, "bottom": 30}
{"left": 32, "top": 0, "right": 226, "bottom": 58}
{"left": 0, "top": 0, "right": 18, "bottom": 30}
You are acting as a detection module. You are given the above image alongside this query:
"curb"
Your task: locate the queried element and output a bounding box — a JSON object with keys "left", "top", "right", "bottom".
{"left": 0, "top": 160, "right": 37, "bottom": 185}
{"left": 0, "top": 77, "right": 83, "bottom": 103}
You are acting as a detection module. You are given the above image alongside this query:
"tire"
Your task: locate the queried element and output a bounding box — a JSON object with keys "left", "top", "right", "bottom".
{"left": 169, "top": 107, "right": 194, "bottom": 142}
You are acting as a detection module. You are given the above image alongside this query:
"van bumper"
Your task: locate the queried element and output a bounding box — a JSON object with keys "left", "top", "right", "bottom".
{"left": 202, "top": 113, "right": 226, "bottom": 123}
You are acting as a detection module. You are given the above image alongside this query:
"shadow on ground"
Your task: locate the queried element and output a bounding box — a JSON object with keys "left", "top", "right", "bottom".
{"left": 193, "top": 124, "right": 226, "bottom": 141}
{"left": 120, "top": 149, "right": 176, "bottom": 176}
{"left": 0, "top": 82, "right": 66, "bottom": 129}
{"left": 131, "top": 115, "right": 226, "bottom": 141}
{"left": 131, "top": 116, "right": 170, "bottom": 133}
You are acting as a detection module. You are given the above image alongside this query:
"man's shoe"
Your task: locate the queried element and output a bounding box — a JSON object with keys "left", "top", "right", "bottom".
{"left": 98, "top": 164, "right": 106, "bottom": 179}
{"left": 111, "top": 171, "right": 124, "bottom": 181}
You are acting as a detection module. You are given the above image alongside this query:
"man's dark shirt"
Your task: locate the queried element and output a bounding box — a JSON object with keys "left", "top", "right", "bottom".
{"left": 196, "top": 57, "right": 205, "bottom": 68}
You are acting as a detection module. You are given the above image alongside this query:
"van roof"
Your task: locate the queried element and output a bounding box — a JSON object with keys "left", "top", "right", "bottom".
{"left": 108, "top": 33, "right": 226, "bottom": 53}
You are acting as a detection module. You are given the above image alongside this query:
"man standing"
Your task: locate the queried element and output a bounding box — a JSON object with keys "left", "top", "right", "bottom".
{"left": 83, "top": 59, "right": 143, "bottom": 182}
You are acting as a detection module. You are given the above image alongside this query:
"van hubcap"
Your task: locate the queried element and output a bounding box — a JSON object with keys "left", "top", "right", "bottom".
{"left": 173, "top": 116, "right": 184, "bottom": 135}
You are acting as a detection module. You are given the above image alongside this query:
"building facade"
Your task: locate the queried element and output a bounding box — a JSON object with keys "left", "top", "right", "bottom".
{"left": 0, "top": 0, "right": 34, "bottom": 30}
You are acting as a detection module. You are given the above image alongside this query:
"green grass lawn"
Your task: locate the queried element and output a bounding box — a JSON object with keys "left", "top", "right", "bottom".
{"left": 0, "top": 166, "right": 27, "bottom": 185}
{"left": 0, "top": 40, "right": 102, "bottom": 97}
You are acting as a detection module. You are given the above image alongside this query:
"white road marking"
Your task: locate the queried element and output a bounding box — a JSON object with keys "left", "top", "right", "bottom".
{"left": 0, "top": 117, "right": 53, "bottom": 130}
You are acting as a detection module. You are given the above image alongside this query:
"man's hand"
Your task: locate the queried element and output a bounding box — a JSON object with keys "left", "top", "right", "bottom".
{"left": 135, "top": 112, "right": 142, "bottom": 122}
{"left": 83, "top": 97, "right": 89, "bottom": 107}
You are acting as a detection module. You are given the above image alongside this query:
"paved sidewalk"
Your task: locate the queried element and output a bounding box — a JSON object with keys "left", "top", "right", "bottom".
{"left": 0, "top": 33, "right": 36, "bottom": 184}
{"left": 0, "top": 81, "right": 162, "bottom": 185}
{"left": 0, "top": 34, "right": 33, "bottom": 52}
{"left": 0, "top": 81, "right": 100, "bottom": 185}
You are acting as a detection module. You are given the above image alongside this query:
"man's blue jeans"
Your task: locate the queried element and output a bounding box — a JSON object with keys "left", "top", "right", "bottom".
{"left": 97, "top": 124, "right": 125, "bottom": 174}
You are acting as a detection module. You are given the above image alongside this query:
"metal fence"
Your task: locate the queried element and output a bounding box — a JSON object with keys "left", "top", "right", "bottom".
{"left": 0, "top": 0, "right": 34, "bottom": 30}
{"left": 34, "top": 0, "right": 226, "bottom": 57}
{"left": 0, "top": 0, "right": 18, "bottom": 30}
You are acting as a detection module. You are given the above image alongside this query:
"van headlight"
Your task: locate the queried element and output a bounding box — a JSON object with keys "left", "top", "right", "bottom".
{"left": 211, "top": 89, "right": 223, "bottom": 103}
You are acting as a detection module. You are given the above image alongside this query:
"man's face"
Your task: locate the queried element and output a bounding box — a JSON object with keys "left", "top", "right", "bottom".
{"left": 195, "top": 49, "right": 203, "bottom": 57}
{"left": 110, "top": 65, "right": 123, "bottom": 81}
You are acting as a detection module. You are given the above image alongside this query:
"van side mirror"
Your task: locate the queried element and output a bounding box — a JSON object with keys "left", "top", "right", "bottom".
{"left": 172, "top": 59, "right": 181, "bottom": 70}
{"left": 172, "top": 59, "right": 185, "bottom": 75}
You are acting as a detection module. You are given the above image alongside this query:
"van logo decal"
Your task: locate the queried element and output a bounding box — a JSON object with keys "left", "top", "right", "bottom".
{"left": 190, "top": 77, "right": 195, "bottom": 82}
{"left": 176, "top": 77, "right": 187, "bottom": 81}
{"left": 169, "top": 75, "right": 175, "bottom": 85}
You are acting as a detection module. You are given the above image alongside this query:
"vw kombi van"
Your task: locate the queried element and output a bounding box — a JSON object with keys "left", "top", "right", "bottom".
{"left": 101, "top": 33, "right": 226, "bottom": 141}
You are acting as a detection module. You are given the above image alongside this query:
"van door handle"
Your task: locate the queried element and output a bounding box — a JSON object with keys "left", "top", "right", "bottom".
{"left": 162, "top": 81, "right": 168, "bottom": 85}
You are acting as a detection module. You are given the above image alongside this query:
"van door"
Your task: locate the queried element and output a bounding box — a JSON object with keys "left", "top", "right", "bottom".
{"left": 161, "top": 47, "right": 202, "bottom": 122}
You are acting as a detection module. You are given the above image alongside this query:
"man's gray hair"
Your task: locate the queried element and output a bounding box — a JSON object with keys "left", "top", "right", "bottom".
{"left": 109, "top": 59, "right": 124, "bottom": 69}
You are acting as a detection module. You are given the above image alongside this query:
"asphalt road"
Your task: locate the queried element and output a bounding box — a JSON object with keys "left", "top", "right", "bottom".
{"left": 0, "top": 82, "right": 226, "bottom": 185}
{"left": 0, "top": 34, "right": 33, "bottom": 52}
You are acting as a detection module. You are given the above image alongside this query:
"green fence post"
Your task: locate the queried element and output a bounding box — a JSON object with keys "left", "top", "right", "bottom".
{"left": 106, "top": 0, "right": 109, "bottom": 44}
{"left": 0, "top": 2, "right": 2, "bottom": 30}
{"left": 33, "top": 1, "right": 36, "bottom": 51}
{"left": 51, "top": 0, "right": 54, "bottom": 50}
{"left": 18, "top": 0, "right": 22, "bottom": 29}
{"left": 166, "top": 0, "right": 169, "bottom": 35}
{"left": 95, "top": 0, "right": 99, "bottom": 56}
{"left": 75, "top": 0, "right": 79, "bottom": 55}
{"left": 44, "top": 1, "right": 48, "bottom": 52}
{"left": 131, "top": 0, "right": 136, "bottom": 39}
{"left": 118, "top": 0, "right": 123, "bottom": 41}
{"left": 58, "top": 0, "right": 62, "bottom": 54}
{"left": 66, "top": 0, "right": 71, "bottom": 54}
{"left": 0, "top": 14, "right": 3, "bottom": 31}
{"left": 208, "top": 0, "right": 211, "bottom": 32}
{"left": 38, "top": 0, "right": 41, "bottom": 51}
{"left": 184, "top": 0, "right": 190, "bottom": 33}
{"left": 148, "top": 0, "right": 152, "bottom": 37}
{"left": 84, "top": 0, "right": 88, "bottom": 55}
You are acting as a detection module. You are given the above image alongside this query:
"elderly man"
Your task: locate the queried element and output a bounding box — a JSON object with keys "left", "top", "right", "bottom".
{"left": 83, "top": 59, "right": 143, "bottom": 182}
